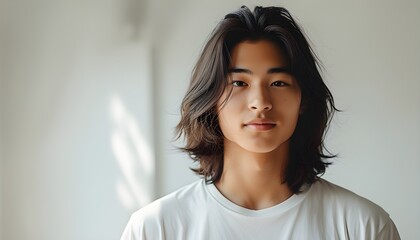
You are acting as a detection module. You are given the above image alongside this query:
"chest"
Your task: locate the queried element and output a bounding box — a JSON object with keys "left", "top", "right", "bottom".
{"left": 161, "top": 204, "right": 351, "bottom": 240}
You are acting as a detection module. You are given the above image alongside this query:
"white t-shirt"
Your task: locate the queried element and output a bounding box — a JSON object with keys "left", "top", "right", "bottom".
{"left": 121, "top": 179, "right": 400, "bottom": 240}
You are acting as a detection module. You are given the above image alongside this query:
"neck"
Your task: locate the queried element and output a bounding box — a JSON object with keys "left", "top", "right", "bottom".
{"left": 215, "top": 140, "right": 293, "bottom": 210}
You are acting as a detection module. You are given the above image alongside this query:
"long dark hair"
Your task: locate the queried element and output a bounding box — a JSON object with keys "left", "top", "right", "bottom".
{"left": 176, "top": 6, "right": 337, "bottom": 193}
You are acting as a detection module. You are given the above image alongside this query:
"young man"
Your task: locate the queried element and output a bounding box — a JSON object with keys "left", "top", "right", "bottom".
{"left": 121, "top": 6, "right": 400, "bottom": 239}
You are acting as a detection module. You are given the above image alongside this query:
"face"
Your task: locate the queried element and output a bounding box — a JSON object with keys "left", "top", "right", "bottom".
{"left": 217, "top": 40, "right": 301, "bottom": 154}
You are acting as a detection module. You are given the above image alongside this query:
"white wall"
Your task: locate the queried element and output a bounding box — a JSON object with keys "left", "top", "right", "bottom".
{"left": 1, "top": 0, "right": 156, "bottom": 239}
{"left": 1, "top": 0, "right": 6, "bottom": 237}
{"left": 1, "top": 0, "right": 419, "bottom": 239}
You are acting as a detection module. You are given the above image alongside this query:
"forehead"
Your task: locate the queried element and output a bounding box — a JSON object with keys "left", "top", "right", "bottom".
{"left": 229, "top": 40, "right": 288, "bottom": 69}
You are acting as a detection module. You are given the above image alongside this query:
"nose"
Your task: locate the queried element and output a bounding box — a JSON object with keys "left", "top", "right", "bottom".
{"left": 248, "top": 85, "right": 272, "bottom": 112}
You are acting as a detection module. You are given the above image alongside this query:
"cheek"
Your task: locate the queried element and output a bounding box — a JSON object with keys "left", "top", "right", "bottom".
{"left": 275, "top": 93, "right": 301, "bottom": 113}
{"left": 217, "top": 90, "right": 243, "bottom": 114}
{"left": 217, "top": 102, "right": 243, "bottom": 138}
{"left": 216, "top": 88, "right": 233, "bottom": 111}
{"left": 218, "top": 108, "right": 236, "bottom": 130}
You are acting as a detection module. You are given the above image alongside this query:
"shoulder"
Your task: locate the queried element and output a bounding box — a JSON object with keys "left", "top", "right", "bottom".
{"left": 306, "top": 179, "right": 400, "bottom": 239}
{"left": 310, "top": 179, "right": 387, "bottom": 217}
{"left": 136, "top": 178, "right": 206, "bottom": 218}
{"left": 121, "top": 179, "right": 207, "bottom": 239}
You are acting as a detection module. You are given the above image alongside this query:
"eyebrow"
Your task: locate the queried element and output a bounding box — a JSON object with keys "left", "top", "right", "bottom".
{"left": 227, "top": 67, "right": 291, "bottom": 74}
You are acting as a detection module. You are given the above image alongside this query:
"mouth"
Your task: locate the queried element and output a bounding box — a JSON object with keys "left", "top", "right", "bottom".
{"left": 244, "top": 119, "right": 276, "bottom": 131}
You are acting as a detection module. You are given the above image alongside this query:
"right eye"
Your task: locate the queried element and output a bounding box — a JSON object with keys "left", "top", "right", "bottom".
{"left": 232, "top": 81, "right": 248, "bottom": 87}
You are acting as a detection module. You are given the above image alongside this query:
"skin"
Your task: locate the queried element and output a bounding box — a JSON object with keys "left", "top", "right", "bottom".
{"left": 215, "top": 40, "right": 302, "bottom": 210}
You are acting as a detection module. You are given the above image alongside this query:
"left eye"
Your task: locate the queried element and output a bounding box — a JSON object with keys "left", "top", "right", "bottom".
{"left": 271, "top": 81, "right": 287, "bottom": 87}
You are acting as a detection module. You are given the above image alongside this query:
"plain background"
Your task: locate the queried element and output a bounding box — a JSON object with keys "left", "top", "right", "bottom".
{"left": 1, "top": 0, "right": 419, "bottom": 239}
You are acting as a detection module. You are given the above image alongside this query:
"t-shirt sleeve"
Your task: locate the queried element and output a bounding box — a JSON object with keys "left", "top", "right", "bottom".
{"left": 120, "top": 214, "right": 143, "bottom": 240}
{"left": 120, "top": 208, "right": 166, "bottom": 240}
{"left": 376, "top": 218, "right": 401, "bottom": 240}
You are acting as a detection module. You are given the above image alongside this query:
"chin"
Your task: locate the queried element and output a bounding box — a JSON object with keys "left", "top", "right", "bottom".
{"left": 241, "top": 143, "right": 282, "bottom": 154}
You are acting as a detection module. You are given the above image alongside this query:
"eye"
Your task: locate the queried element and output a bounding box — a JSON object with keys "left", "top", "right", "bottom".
{"left": 271, "top": 81, "right": 288, "bottom": 87}
{"left": 232, "top": 81, "right": 248, "bottom": 87}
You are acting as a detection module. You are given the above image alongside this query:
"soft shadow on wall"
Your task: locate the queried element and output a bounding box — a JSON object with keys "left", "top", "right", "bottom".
{"left": 1, "top": 0, "right": 157, "bottom": 239}
{"left": 111, "top": 95, "right": 154, "bottom": 210}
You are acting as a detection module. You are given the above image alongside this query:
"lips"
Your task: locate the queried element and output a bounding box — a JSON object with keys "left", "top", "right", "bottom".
{"left": 244, "top": 118, "right": 276, "bottom": 131}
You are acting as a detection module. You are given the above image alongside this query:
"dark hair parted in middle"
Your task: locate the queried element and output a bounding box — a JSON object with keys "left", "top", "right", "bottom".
{"left": 176, "top": 6, "right": 338, "bottom": 193}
